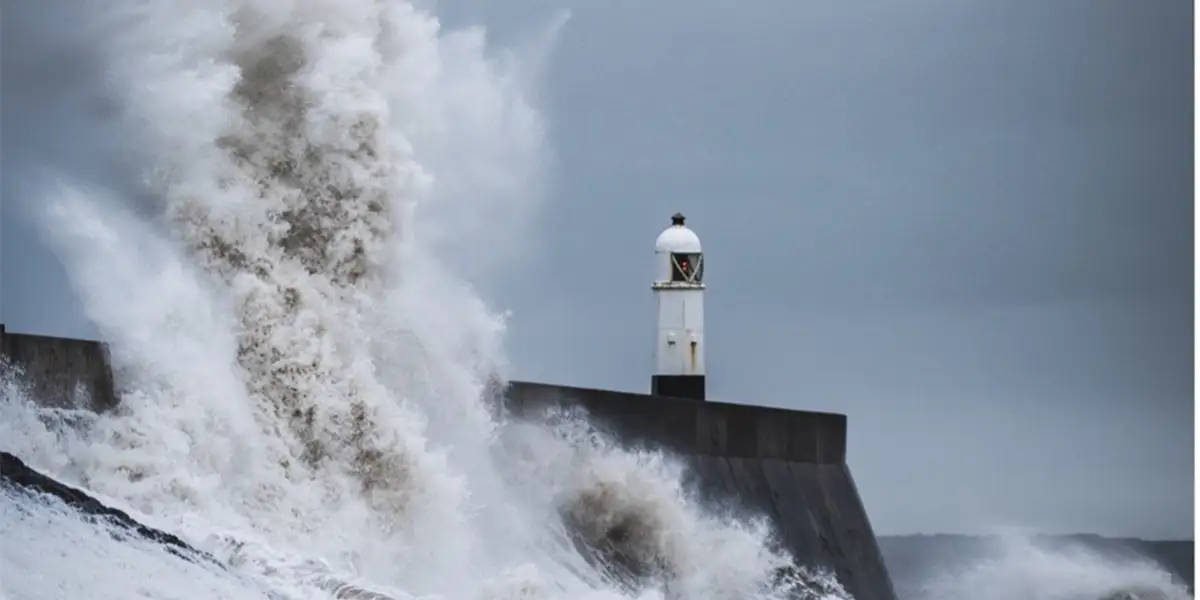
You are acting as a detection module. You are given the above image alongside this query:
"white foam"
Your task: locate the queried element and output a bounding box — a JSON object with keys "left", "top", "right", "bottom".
{"left": 916, "top": 534, "right": 1191, "bottom": 600}
{"left": 0, "top": 486, "right": 282, "bottom": 600}
{"left": 3, "top": 2, "right": 826, "bottom": 600}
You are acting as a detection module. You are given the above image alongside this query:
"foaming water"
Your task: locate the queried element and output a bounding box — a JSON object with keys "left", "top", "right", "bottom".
{"left": 1, "top": 2, "right": 827, "bottom": 600}
{"left": 915, "top": 535, "right": 1191, "bottom": 600}
{"left": 1, "top": 486, "right": 279, "bottom": 600}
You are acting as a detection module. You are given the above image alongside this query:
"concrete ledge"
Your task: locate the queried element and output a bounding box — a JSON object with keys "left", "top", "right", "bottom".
{"left": 0, "top": 325, "right": 117, "bottom": 412}
{"left": 1, "top": 454, "right": 404, "bottom": 600}
{"left": 0, "top": 451, "right": 212, "bottom": 565}
{"left": 503, "top": 381, "right": 847, "bottom": 465}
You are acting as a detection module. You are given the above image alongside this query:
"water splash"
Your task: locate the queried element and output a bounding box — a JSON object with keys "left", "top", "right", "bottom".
{"left": 916, "top": 534, "right": 1191, "bottom": 600}
{"left": 2, "top": 2, "right": 823, "bottom": 599}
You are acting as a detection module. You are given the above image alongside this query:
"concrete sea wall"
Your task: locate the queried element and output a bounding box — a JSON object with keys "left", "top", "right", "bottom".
{"left": 0, "top": 325, "right": 116, "bottom": 412}
{"left": 1, "top": 328, "right": 897, "bottom": 600}
{"left": 504, "top": 381, "right": 897, "bottom": 600}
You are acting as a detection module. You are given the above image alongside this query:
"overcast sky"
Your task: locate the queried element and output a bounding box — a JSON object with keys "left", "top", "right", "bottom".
{"left": 2, "top": 0, "right": 1193, "bottom": 539}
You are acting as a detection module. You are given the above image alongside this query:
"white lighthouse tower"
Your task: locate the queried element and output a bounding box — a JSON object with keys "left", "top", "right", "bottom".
{"left": 652, "top": 212, "right": 706, "bottom": 400}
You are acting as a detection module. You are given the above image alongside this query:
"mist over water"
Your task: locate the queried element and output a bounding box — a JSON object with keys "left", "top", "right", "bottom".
{"left": 0, "top": 3, "right": 1190, "bottom": 600}
{"left": 914, "top": 535, "right": 1192, "bottom": 600}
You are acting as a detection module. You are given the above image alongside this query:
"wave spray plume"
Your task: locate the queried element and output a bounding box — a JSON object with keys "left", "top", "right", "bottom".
{"left": 1, "top": 2, "right": 833, "bottom": 600}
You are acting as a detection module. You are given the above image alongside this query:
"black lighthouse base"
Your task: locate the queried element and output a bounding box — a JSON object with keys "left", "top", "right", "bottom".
{"left": 651, "top": 375, "right": 706, "bottom": 401}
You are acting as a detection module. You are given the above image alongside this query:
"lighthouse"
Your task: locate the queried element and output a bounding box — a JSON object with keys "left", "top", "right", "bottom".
{"left": 652, "top": 212, "right": 706, "bottom": 401}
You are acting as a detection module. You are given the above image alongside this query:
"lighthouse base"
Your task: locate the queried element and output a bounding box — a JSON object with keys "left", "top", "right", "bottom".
{"left": 651, "top": 375, "right": 706, "bottom": 401}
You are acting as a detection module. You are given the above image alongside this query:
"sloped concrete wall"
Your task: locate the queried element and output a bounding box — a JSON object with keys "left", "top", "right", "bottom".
{"left": 503, "top": 381, "right": 897, "bottom": 600}
{"left": 0, "top": 325, "right": 116, "bottom": 412}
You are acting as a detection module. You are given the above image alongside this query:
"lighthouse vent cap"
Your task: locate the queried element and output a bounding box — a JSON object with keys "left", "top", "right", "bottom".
{"left": 655, "top": 213, "right": 702, "bottom": 253}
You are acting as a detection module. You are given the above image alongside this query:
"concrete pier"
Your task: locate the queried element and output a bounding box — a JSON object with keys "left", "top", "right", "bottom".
{"left": 1, "top": 329, "right": 897, "bottom": 600}
{"left": 503, "top": 381, "right": 896, "bottom": 600}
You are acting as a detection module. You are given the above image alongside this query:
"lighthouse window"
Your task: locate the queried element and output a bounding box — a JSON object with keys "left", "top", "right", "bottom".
{"left": 671, "top": 253, "right": 703, "bottom": 283}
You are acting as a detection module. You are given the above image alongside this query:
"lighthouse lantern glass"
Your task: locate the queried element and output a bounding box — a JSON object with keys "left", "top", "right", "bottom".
{"left": 670, "top": 252, "right": 703, "bottom": 284}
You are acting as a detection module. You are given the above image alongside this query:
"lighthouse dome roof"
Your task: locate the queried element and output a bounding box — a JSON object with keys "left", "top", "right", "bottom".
{"left": 655, "top": 212, "right": 702, "bottom": 253}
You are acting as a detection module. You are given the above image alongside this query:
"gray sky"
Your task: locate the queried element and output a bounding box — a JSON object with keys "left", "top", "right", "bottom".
{"left": 2, "top": 1, "right": 1193, "bottom": 538}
